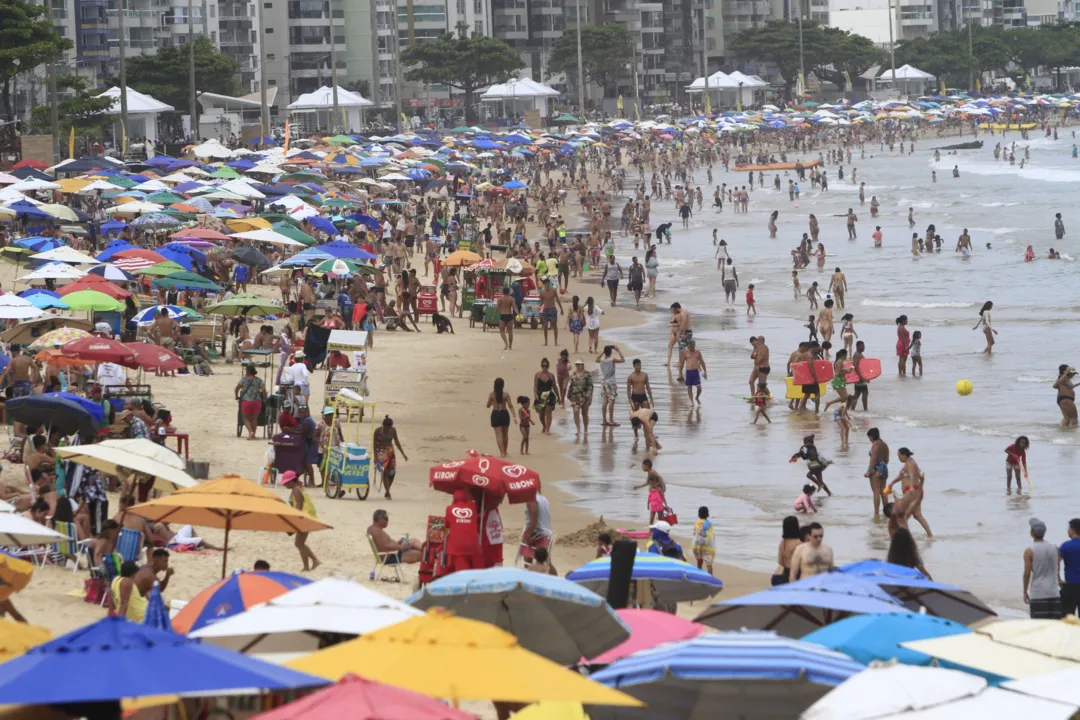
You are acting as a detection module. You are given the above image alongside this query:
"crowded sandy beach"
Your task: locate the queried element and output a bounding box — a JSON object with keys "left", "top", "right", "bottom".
{"left": 2, "top": 98, "right": 1080, "bottom": 719}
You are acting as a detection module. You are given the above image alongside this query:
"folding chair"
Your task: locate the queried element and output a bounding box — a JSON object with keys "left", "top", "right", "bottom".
{"left": 115, "top": 527, "right": 143, "bottom": 564}
{"left": 53, "top": 520, "right": 92, "bottom": 573}
{"left": 367, "top": 533, "right": 404, "bottom": 583}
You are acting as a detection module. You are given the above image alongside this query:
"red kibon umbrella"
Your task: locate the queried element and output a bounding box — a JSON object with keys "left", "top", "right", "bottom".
{"left": 429, "top": 450, "right": 539, "bottom": 503}
{"left": 13, "top": 159, "right": 47, "bottom": 170}
{"left": 251, "top": 674, "right": 474, "bottom": 720}
{"left": 61, "top": 337, "right": 138, "bottom": 368}
{"left": 56, "top": 274, "right": 133, "bottom": 299}
{"left": 124, "top": 342, "right": 186, "bottom": 372}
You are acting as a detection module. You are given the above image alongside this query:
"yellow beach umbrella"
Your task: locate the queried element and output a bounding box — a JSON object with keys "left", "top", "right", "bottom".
{"left": 0, "top": 618, "right": 50, "bottom": 663}
{"left": 226, "top": 217, "right": 272, "bottom": 232}
{"left": 288, "top": 610, "right": 642, "bottom": 708}
{"left": 129, "top": 474, "right": 330, "bottom": 578}
{"left": 514, "top": 702, "right": 591, "bottom": 720}
{"left": 442, "top": 250, "right": 483, "bottom": 267}
{"left": 55, "top": 178, "right": 90, "bottom": 194}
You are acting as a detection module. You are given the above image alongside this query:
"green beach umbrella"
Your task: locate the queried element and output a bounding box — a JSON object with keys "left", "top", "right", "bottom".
{"left": 326, "top": 134, "right": 356, "bottom": 145}
{"left": 553, "top": 113, "right": 579, "bottom": 123}
{"left": 321, "top": 198, "right": 354, "bottom": 208}
{"left": 270, "top": 223, "right": 317, "bottom": 246}
{"left": 260, "top": 214, "right": 302, "bottom": 227}
{"left": 312, "top": 258, "right": 377, "bottom": 276}
{"left": 280, "top": 172, "right": 328, "bottom": 184}
{"left": 106, "top": 177, "right": 137, "bottom": 189}
{"left": 137, "top": 261, "right": 187, "bottom": 277}
{"left": 450, "top": 126, "right": 471, "bottom": 134}
{"left": 145, "top": 192, "right": 186, "bottom": 204}
{"left": 209, "top": 166, "right": 242, "bottom": 180}
{"left": 153, "top": 272, "right": 222, "bottom": 292}
{"left": 62, "top": 290, "right": 125, "bottom": 312}
{"left": 204, "top": 294, "right": 285, "bottom": 317}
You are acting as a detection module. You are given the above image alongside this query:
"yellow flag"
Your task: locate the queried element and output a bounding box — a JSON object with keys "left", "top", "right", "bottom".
{"left": 705, "top": 92, "right": 711, "bottom": 115}
{"left": 634, "top": 102, "right": 640, "bottom": 122}
{"left": 843, "top": 70, "right": 852, "bottom": 94}
{"left": 341, "top": 107, "right": 347, "bottom": 131}
{"left": 736, "top": 91, "right": 742, "bottom": 112}
{"left": 796, "top": 72, "right": 805, "bottom": 98}
{"left": 617, "top": 94, "right": 624, "bottom": 111}
{"left": 401, "top": 112, "right": 408, "bottom": 130}
{"left": 976, "top": 77, "right": 982, "bottom": 93}
{"left": 68, "top": 125, "right": 75, "bottom": 159}
{"left": 121, "top": 122, "right": 127, "bottom": 156}
{"left": 939, "top": 79, "right": 947, "bottom": 95}
{"left": 283, "top": 119, "right": 291, "bottom": 153}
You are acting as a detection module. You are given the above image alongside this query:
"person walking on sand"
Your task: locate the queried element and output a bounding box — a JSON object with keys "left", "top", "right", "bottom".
{"left": 974, "top": 301, "right": 997, "bottom": 354}
{"left": 628, "top": 256, "right": 646, "bottom": 309}
{"left": 679, "top": 340, "right": 707, "bottom": 405}
{"left": 829, "top": 267, "right": 847, "bottom": 309}
{"left": 597, "top": 345, "right": 625, "bottom": 427}
{"left": 722, "top": 258, "right": 739, "bottom": 305}
{"left": 566, "top": 296, "right": 585, "bottom": 353}
{"left": 567, "top": 359, "right": 594, "bottom": 435}
{"left": 627, "top": 358, "right": 654, "bottom": 411}
{"left": 538, "top": 278, "right": 563, "bottom": 347}
{"left": 601, "top": 255, "right": 623, "bottom": 306}
{"left": 889, "top": 447, "right": 932, "bottom": 536}
{"left": 495, "top": 288, "right": 516, "bottom": 351}
{"left": 282, "top": 473, "right": 321, "bottom": 572}
{"left": 865, "top": 427, "right": 890, "bottom": 519}
{"left": 487, "top": 378, "right": 515, "bottom": 457}
{"left": 584, "top": 296, "right": 604, "bottom": 353}
{"left": 667, "top": 303, "right": 693, "bottom": 369}
{"left": 533, "top": 359, "right": 557, "bottom": 435}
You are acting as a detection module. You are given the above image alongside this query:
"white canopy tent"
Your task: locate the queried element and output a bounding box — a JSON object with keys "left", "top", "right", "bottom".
{"left": 876, "top": 64, "right": 936, "bottom": 96}
{"left": 95, "top": 87, "right": 175, "bottom": 145}
{"left": 685, "top": 70, "right": 768, "bottom": 109}
{"left": 287, "top": 85, "right": 374, "bottom": 134}
{"left": 481, "top": 78, "right": 560, "bottom": 122}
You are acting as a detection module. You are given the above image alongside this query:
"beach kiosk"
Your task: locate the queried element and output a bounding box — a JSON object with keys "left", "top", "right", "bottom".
{"left": 322, "top": 388, "right": 377, "bottom": 500}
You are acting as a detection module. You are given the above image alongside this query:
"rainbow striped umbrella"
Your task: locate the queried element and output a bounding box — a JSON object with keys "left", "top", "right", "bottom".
{"left": 172, "top": 570, "right": 311, "bottom": 634}
{"left": 565, "top": 552, "right": 723, "bottom": 604}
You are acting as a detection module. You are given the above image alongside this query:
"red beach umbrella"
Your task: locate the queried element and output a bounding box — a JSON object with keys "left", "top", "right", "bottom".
{"left": 61, "top": 337, "right": 137, "bottom": 368}
{"left": 123, "top": 342, "right": 186, "bottom": 372}
{"left": 429, "top": 450, "right": 539, "bottom": 503}
{"left": 251, "top": 674, "right": 475, "bottom": 720}
{"left": 56, "top": 274, "right": 133, "bottom": 299}
{"left": 170, "top": 227, "right": 230, "bottom": 241}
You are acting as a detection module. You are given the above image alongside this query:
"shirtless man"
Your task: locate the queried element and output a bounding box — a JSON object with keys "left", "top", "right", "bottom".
{"left": 847, "top": 341, "right": 870, "bottom": 411}
{"left": 538, "top": 278, "right": 564, "bottom": 346}
{"left": 133, "top": 548, "right": 174, "bottom": 598}
{"left": 557, "top": 244, "right": 572, "bottom": 292}
{"left": 0, "top": 351, "right": 38, "bottom": 399}
{"left": 495, "top": 288, "right": 516, "bottom": 350}
{"left": 678, "top": 340, "right": 707, "bottom": 404}
{"left": 790, "top": 522, "right": 834, "bottom": 580}
{"left": 626, "top": 358, "right": 654, "bottom": 410}
{"left": 278, "top": 272, "right": 292, "bottom": 308}
{"left": 629, "top": 407, "right": 661, "bottom": 453}
{"left": 753, "top": 336, "right": 771, "bottom": 390}
{"left": 367, "top": 509, "right": 423, "bottom": 564}
{"left": 865, "top": 427, "right": 891, "bottom": 519}
{"left": 828, "top": 267, "right": 847, "bottom": 309}
{"left": 791, "top": 342, "right": 821, "bottom": 414}
{"left": 23, "top": 435, "right": 54, "bottom": 471}
{"left": 669, "top": 303, "right": 693, "bottom": 367}
{"left": 956, "top": 228, "right": 973, "bottom": 257}
{"left": 299, "top": 278, "right": 317, "bottom": 322}
{"left": 846, "top": 209, "right": 858, "bottom": 240}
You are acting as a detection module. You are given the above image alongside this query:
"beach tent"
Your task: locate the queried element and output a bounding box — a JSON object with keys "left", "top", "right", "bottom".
{"left": 95, "top": 86, "right": 174, "bottom": 145}
{"left": 288, "top": 86, "right": 374, "bottom": 135}
{"left": 481, "top": 78, "right": 560, "bottom": 122}
{"left": 876, "top": 64, "right": 935, "bottom": 96}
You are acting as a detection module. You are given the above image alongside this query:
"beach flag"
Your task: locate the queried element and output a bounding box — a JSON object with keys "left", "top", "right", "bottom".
{"left": 341, "top": 107, "right": 347, "bottom": 130}
{"left": 796, "top": 72, "right": 805, "bottom": 98}
{"left": 842, "top": 70, "right": 852, "bottom": 94}
{"left": 284, "top": 119, "right": 291, "bottom": 153}
{"left": 634, "top": 102, "right": 640, "bottom": 121}
{"left": 705, "top": 91, "right": 711, "bottom": 115}
{"left": 939, "top": 79, "right": 947, "bottom": 95}
{"left": 400, "top": 112, "right": 408, "bottom": 130}
{"left": 68, "top": 125, "right": 75, "bottom": 159}
{"left": 121, "top": 122, "right": 127, "bottom": 156}
{"left": 976, "top": 77, "right": 982, "bottom": 93}
{"left": 617, "top": 94, "right": 623, "bottom": 112}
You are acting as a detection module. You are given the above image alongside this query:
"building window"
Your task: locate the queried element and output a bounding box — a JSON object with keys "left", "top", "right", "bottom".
{"left": 268, "top": 79, "right": 277, "bottom": 85}
{"left": 474, "top": 0, "right": 482, "bottom": 14}
{"left": 266, "top": 26, "right": 273, "bottom": 32}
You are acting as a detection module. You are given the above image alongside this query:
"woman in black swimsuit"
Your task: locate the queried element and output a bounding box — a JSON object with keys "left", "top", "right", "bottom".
{"left": 533, "top": 359, "right": 557, "bottom": 435}
{"left": 486, "top": 377, "right": 514, "bottom": 457}
{"left": 1054, "top": 364, "right": 1078, "bottom": 427}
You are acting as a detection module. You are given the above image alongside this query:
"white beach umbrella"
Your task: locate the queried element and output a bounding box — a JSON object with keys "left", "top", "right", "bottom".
{"left": 105, "top": 201, "right": 164, "bottom": 215}
{"left": 0, "top": 513, "right": 66, "bottom": 546}
{"left": 30, "top": 246, "right": 100, "bottom": 265}
{"left": 802, "top": 664, "right": 987, "bottom": 720}
{"left": 56, "top": 438, "right": 197, "bottom": 494}
{"left": 0, "top": 499, "right": 13, "bottom": 512}
{"left": 190, "top": 578, "right": 422, "bottom": 661}
{"left": 7, "top": 178, "right": 60, "bottom": 193}
{"left": 19, "top": 262, "right": 87, "bottom": 282}
{"left": 75, "top": 180, "right": 125, "bottom": 194}
{"left": 230, "top": 229, "right": 304, "bottom": 246}
{"left": 0, "top": 295, "right": 44, "bottom": 320}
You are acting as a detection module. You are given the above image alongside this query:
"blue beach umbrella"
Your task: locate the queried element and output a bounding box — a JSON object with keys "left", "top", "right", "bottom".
{"left": 837, "top": 560, "right": 996, "bottom": 625}
{"left": 5, "top": 392, "right": 102, "bottom": 437}
{"left": 88, "top": 263, "right": 137, "bottom": 282}
{"left": 0, "top": 616, "right": 327, "bottom": 707}
{"left": 143, "top": 583, "right": 173, "bottom": 632}
{"left": 13, "top": 237, "right": 64, "bottom": 253}
{"left": 306, "top": 216, "right": 339, "bottom": 236}
{"left": 96, "top": 239, "right": 135, "bottom": 261}
{"left": 319, "top": 239, "right": 377, "bottom": 260}
{"left": 503, "top": 180, "right": 527, "bottom": 189}
{"left": 588, "top": 630, "right": 865, "bottom": 720}
{"left": 802, "top": 612, "right": 971, "bottom": 666}
{"left": 694, "top": 571, "right": 906, "bottom": 638}
{"left": 21, "top": 293, "right": 69, "bottom": 310}
{"left": 406, "top": 567, "right": 630, "bottom": 665}
{"left": 566, "top": 552, "right": 723, "bottom": 604}
{"left": 98, "top": 220, "right": 129, "bottom": 235}
{"left": 130, "top": 305, "right": 200, "bottom": 325}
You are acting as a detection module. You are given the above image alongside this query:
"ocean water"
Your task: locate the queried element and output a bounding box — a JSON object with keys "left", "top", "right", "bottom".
{"left": 554, "top": 131, "right": 1080, "bottom": 612}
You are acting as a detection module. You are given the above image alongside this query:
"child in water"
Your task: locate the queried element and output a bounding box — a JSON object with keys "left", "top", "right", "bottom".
{"left": 794, "top": 484, "right": 818, "bottom": 514}
{"left": 909, "top": 331, "right": 922, "bottom": 376}
{"left": 790, "top": 434, "right": 833, "bottom": 495}
{"left": 751, "top": 382, "right": 771, "bottom": 425}
{"left": 833, "top": 403, "right": 851, "bottom": 449}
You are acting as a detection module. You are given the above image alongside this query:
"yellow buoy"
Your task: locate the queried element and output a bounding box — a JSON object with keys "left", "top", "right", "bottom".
{"left": 956, "top": 379, "right": 973, "bottom": 396}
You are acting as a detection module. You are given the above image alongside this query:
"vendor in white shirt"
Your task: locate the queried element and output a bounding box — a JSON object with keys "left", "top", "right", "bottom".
{"left": 97, "top": 361, "right": 128, "bottom": 389}
{"left": 288, "top": 352, "right": 311, "bottom": 399}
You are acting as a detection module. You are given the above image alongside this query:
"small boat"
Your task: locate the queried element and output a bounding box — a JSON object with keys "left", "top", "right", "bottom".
{"left": 934, "top": 141, "right": 984, "bottom": 151}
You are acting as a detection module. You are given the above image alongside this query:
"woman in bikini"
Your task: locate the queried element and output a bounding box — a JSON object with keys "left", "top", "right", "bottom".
{"left": 824, "top": 349, "right": 849, "bottom": 413}
{"left": 566, "top": 296, "right": 585, "bottom": 354}
{"left": 1053, "top": 364, "right": 1078, "bottom": 426}
{"left": 816, "top": 243, "right": 826, "bottom": 270}
{"left": 817, "top": 299, "right": 834, "bottom": 346}
{"left": 840, "top": 313, "right": 857, "bottom": 355}
{"left": 889, "top": 447, "right": 932, "bottom": 536}
{"left": 486, "top": 378, "right": 514, "bottom": 457}
{"left": 554, "top": 349, "right": 571, "bottom": 408}
{"left": 974, "top": 301, "right": 996, "bottom": 354}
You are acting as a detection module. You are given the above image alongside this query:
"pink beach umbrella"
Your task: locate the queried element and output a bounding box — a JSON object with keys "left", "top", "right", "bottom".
{"left": 583, "top": 609, "right": 707, "bottom": 666}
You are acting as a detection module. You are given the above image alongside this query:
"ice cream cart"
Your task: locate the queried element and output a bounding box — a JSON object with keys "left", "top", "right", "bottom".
{"left": 324, "top": 329, "right": 369, "bottom": 407}
{"left": 322, "top": 388, "right": 378, "bottom": 500}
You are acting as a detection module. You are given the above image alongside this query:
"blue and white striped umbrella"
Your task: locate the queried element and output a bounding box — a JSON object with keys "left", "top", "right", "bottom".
{"left": 566, "top": 552, "right": 724, "bottom": 604}
{"left": 405, "top": 568, "right": 629, "bottom": 665}
{"left": 130, "top": 212, "right": 181, "bottom": 228}
{"left": 588, "top": 630, "right": 865, "bottom": 720}
{"left": 131, "top": 305, "right": 199, "bottom": 325}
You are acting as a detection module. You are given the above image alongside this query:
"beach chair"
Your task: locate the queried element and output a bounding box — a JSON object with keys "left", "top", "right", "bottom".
{"left": 8, "top": 545, "right": 48, "bottom": 568}
{"left": 53, "top": 520, "right": 92, "bottom": 573}
{"left": 366, "top": 533, "right": 404, "bottom": 583}
{"left": 115, "top": 527, "right": 143, "bottom": 564}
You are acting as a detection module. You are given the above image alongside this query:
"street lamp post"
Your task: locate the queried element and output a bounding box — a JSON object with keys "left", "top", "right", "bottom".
{"left": 118, "top": 0, "right": 129, "bottom": 155}
{"left": 188, "top": 0, "right": 197, "bottom": 140}
{"left": 797, "top": 0, "right": 804, "bottom": 96}
{"left": 330, "top": 1, "right": 340, "bottom": 130}
{"left": 887, "top": 0, "right": 897, "bottom": 92}
{"left": 575, "top": 0, "right": 584, "bottom": 115}
{"left": 257, "top": 0, "right": 269, "bottom": 144}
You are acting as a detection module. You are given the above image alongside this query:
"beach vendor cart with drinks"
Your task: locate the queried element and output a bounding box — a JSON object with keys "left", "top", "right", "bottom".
{"left": 322, "top": 388, "right": 378, "bottom": 500}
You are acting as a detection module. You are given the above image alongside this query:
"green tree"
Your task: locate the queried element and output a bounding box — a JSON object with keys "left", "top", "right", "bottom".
{"left": 810, "top": 26, "right": 884, "bottom": 96}
{"left": 0, "top": 0, "right": 71, "bottom": 120}
{"left": 549, "top": 24, "right": 632, "bottom": 99}
{"left": 399, "top": 29, "right": 524, "bottom": 123}
{"left": 894, "top": 33, "right": 975, "bottom": 88}
{"left": 729, "top": 21, "right": 831, "bottom": 99}
{"left": 120, "top": 36, "right": 239, "bottom": 116}
{"left": 29, "top": 73, "right": 113, "bottom": 139}
{"left": 344, "top": 78, "right": 371, "bottom": 100}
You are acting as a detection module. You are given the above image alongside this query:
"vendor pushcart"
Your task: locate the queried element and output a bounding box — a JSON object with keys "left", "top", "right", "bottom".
{"left": 324, "top": 329, "right": 369, "bottom": 407}
{"left": 321, "top": 388, "right": 377, "bottom": 500}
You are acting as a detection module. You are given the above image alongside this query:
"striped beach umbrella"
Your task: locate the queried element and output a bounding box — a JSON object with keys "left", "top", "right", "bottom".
{"left": 172, "top": 570, "right": 311, "bottom": 634}
{"left": 565, "top": 552, "right": 724, "bottom": 604}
